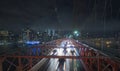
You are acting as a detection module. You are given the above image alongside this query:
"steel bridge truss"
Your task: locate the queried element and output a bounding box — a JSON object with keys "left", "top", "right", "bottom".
{"left": 0, "top": 40, "right": 120, "bottom": 71}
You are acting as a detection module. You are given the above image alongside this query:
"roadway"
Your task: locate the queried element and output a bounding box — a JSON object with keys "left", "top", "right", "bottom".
{"left": 31, "top": 47, "right": 85, "bottom": 71}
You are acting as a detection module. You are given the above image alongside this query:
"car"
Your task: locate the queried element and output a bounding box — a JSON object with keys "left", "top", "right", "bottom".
{"left": 70, "top": 50, "right": 75, "bottom": 55}
{"left": 52, "top": 49, "right": 57, "bottom": 55}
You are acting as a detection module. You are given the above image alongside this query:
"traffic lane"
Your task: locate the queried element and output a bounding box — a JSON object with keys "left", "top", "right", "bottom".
{"left": 70, "top": 59, "right": 85, "bottom": 71}
{"left": 38, "top": 47, "right": 85, "bottom": 71}
{"left": 51, "top": 48, "right": 85, "bottom": 71}
{"left": 38, "top": 49, "right": 58, "bottom": 71}
{"left": 38, "top": 58, "right": 50, "bottom": 71}
{"left": 48, "top": 59, "right": 68, "bottom": 71}
{"left": 30, "top": 58, "right": 49, "bottom": 71}
{"left": 69, "top": 48, "right": 85, "bottom": 71}
{"left": 47, "top": 48, "right": 64, "bottom": 71}
{"left": 47, "top": 58, "right": 59, "bottom": 71}
{"left": 30, "top": 48, "right": 56, "bottom": 71}
{"left": 47, "top": 48, "right": 71, "bottom": 71}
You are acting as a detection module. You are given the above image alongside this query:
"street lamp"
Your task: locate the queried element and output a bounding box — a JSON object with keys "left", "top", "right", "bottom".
{"left": 73, "top": 30, "right": 79, "bottom": 36}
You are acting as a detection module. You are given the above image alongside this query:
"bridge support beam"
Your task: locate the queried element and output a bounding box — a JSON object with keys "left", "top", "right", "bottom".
{"left": 16, "top": 66, "right": 22, "bottom": 71}
{"left": 0, "top": 60, "right": 3, "bottom": 71}
{"left": 29, "top": 58, "right": 32, "bottom": 68}
{"left": 113, "top": 63, "right": 118, "bottom": 71}
{"left": 17, "top": 57, "right": 22, "bottom": 71}
{"left": 98, "top": 57, "right": 101, "bottom": 71}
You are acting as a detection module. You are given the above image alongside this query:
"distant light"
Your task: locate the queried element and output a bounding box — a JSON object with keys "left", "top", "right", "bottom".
{"left": 74, "top": 30, "right": 78, "bottom": 34}
{"left": 25, "top": 41, "right": 40, "bottom": 45}
{"left": 73, "top": 30, "right": 80, "bottom": 36}
{"left": 106, "top": 41, "right": 111, "bottom": 45}
{"left": 76, "top": 33, "right": 79, "bottom": 36}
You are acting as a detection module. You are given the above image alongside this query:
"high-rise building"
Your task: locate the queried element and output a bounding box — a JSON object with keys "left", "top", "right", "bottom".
{"left": 0, "top": 30, "right": 9, "bottom": 36}
{"left": 22, "top": 28, "right": 33, "bottom": 41}
{"left": 0, "top": 30, "right": 9, "bottom": 42}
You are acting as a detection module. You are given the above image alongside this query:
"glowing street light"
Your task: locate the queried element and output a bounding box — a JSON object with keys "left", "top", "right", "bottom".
{"left": 74, "top": 30, "right": 78, "bottom": 34}
{"left": 73, "top": 30, "right": 80, "bottom": 36}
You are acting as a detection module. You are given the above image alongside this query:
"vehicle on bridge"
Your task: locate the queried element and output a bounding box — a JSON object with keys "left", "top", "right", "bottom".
{"left": 57, "top": 58, "right": 66, "bottom": 71}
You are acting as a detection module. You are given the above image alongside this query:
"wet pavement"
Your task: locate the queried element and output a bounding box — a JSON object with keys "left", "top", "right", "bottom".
{"left": 37, "top": 48, "right": 85, "bottom": 71}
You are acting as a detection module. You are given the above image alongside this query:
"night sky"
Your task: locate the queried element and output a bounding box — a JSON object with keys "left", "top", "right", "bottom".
{"left": 0, "top": 0, "right": 120, "bottom": 32}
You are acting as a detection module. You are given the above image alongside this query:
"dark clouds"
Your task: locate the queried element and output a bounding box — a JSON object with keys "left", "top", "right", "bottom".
{"left": 0, "top": 0, "right": 120, "bottom": 32}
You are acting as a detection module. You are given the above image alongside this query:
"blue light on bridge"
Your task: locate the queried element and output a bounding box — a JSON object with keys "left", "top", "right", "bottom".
{"left": 25, "top": 41, "right": 40, "bottom": 45}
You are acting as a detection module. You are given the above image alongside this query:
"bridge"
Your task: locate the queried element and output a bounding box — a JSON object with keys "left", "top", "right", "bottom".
{"left": 0, "top": 38, "right": 120, "bottom": 71}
